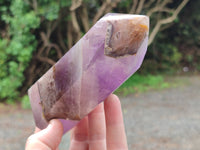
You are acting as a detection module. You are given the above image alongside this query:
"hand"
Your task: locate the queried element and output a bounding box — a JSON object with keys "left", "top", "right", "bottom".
{"left": 25, "top": 94, "right": 128, "bottom": 150}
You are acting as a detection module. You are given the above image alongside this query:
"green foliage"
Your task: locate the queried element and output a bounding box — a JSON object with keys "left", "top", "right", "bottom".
{"left": 117, "top": 0, "right": 132, "bottom": 12}
{"left": 177, "top": 1, "right": 200, "bottom": 46}
{"left": 0, "top": 0, "right": 199, "bottom": 105}
{"left": 0, "top": 0, "right": 40, "bottom": 102}
{"left": 158, "top": 43, "right": 182, "bottom": 66}
{"left": 21, "top": 95, "right": 31, "bottom": 109}
{"left": 0, "top": 0, "right": 69, "bottom": 103}
{"left": 143, "top": 45, "right": 182, "bottom": 74}
{"left": 0, "top": 0, "right": 71, "bottom": 103}
{"left": 38, "top": 1, "right": 59, "bottom": 21}
{"left": 174, "top": 1, "right": 200, "bottom": 71}
{"left": 60, "top": 0, "right": 72, "bottom": 7}
{"left": 115, "top": 74, "right": 170, "bottom": 96}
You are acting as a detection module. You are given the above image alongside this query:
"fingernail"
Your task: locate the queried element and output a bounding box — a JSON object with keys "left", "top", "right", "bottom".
{"left": 108, "top": 94, "right": 118, "bottom": 101}
{"left": 49, "top": 119, "right": 59, "bottom": 125}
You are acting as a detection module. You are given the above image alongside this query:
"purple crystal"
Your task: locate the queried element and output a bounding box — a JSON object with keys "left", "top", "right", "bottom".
{"left": 28, "top": 13, "right": 149, "bottom": 133}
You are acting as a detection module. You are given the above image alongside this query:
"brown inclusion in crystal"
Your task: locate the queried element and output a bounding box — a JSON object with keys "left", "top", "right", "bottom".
{"left": 104, "top": 19, "right": 148, "bottom": 58}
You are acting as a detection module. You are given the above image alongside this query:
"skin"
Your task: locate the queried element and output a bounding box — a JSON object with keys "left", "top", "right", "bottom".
{"left": 25, "top": 94, "right": 128, "bottom": 150}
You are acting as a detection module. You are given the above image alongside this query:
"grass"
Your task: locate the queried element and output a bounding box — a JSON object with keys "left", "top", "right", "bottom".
{"left": 3, "top": 74, "right": 193, "bottom": 109}
{"left": 21, "top": 95, "right": 31, "bottom": 109}
{"left": 19, "top": 74, "right": 170, "bottom": 109}
{"left": 115, "top": 74, "right": 171, "bottom": 96}
{"left": 4, "top": 94, "right": 31, "bottom": 109}
{"left": 7, "top": 74, "right": 191, "bottom": 109}
{"left": 19, "top": 75, "right": 169, "bottom": 109}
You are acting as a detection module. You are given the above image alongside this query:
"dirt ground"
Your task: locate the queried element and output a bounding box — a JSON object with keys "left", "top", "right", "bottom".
{"left": 0, "top": 76, "right": 200, "bottom": 150}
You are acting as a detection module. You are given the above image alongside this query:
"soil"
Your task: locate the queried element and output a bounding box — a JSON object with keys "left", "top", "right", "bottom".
{"left": 0, "top": 76, "right": 200, "bottom": 150}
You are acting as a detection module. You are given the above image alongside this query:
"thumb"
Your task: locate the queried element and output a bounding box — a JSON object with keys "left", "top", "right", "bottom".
{"left": 26, "top": 119, "right": 63, "bottom": 150}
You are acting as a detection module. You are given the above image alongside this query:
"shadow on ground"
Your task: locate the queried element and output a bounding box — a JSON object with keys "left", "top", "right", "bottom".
{"left": 0, "top": 76, "right": 200, "bottom": 150}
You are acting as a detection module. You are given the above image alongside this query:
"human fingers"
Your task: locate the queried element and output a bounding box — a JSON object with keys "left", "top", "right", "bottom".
{"left": 104, "top": 94, "right": 128, "bottom": 150}
{"left": 88, "top": 102, "right": 106, "bottom": 150}
{"left": 26, "top": 119, "right": 63, "bottom": 150}
{"left": 69, "top": 116, "right": 89, "bottom": 150}
{"left": 34, "top": 127, "right": 41, "bottom": 133}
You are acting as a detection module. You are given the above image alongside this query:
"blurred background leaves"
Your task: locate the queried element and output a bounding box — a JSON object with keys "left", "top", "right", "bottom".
{"left": 0, "top": 0, "right": 199, "bottom": 104}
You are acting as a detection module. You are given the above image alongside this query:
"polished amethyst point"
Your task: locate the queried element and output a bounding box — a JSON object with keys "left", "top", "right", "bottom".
{"left": 28, "top": 13, "right": 149, "bottom": 133}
